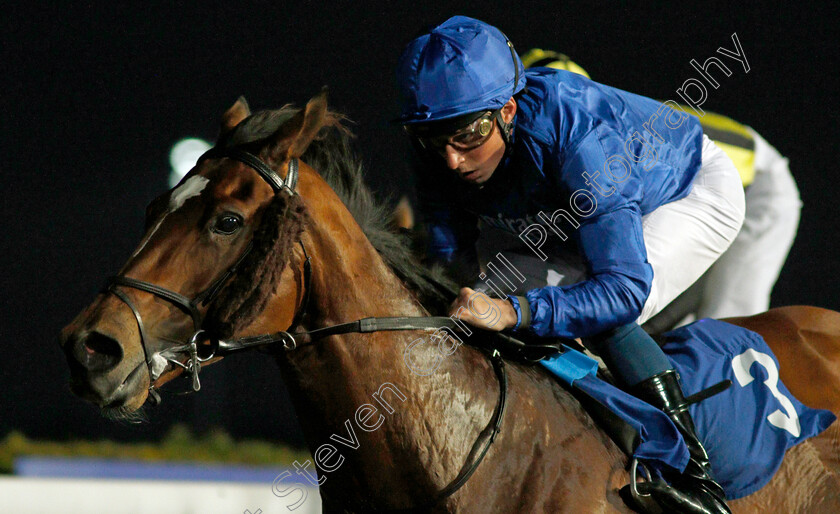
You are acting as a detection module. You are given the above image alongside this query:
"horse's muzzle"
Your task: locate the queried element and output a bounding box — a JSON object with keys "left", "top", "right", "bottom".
{"left": 61, "top": 328, "right": 144, "bottom": 406}
{"left": 62, "top": 329, "right": 124, "bottom": 374}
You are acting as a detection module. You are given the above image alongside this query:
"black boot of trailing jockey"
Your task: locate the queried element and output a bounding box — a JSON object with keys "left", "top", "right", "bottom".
{"left": 628, "top": 370, "right": 731, "bottom": 514}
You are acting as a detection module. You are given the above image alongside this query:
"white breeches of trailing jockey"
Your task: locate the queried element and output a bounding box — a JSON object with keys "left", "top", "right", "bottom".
{"left": 690, "top": 128, "right": 801, "bottom": 319}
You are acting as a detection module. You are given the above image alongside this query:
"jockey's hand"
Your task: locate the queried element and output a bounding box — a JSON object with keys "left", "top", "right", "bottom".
{"left": 448, "top": 287, "right": 517, "bottom": 332}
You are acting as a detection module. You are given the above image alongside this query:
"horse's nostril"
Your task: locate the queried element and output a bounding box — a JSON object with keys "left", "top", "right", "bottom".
{"left": 71, "top": 331, "right": 124, "bottom": 373}
{"left": 85, "top": 332, "right": 122, "bottom": 358}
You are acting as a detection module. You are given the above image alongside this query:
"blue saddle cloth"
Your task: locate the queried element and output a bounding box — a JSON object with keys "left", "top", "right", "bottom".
{"left": 539, "top": 319, "right": 836, "bottom": 499}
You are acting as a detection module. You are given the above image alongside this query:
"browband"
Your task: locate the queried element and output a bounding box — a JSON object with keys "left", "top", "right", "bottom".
{"left": 199, "top": 148, "right": 299, "bottom": 195}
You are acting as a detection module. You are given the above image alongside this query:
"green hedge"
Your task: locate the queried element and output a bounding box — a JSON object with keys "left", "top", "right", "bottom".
{"left": 0, "top": 425, "right": 310, "bottom": 474}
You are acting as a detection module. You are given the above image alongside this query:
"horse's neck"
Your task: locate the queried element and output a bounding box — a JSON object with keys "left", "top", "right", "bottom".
{"left": 277, "top": 190, "right": 500, "bottom": 503}
{"left": 275, "top": 188, "right": 627, "bottom": 508}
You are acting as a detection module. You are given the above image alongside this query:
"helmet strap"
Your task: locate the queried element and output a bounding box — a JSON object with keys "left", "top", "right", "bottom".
{"left": 506, "top": 40, "right": 519, "bottom": 97}
{"left": 494, "top": 109, "right": 514, "bottom": 145}
{"left": 499, "top": 37, "right": 519, "bottom": 152}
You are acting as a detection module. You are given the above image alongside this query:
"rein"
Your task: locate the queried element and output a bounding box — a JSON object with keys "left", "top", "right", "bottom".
{"left": 103, "top": 147, "right": 509, "bottom": 509}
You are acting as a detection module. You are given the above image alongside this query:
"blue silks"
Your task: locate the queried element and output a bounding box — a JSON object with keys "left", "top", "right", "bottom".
{"left": 417, "top": 69, "right": 704, "bottom": 338}
{"left": 396, "top": 16, "right": 526, "bottom": 124}
{"left": 539, "top": 320, "right": 836, "bottom": 499}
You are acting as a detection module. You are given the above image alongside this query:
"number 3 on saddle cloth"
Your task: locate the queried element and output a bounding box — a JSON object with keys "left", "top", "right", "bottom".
{"left": 540, "top": 319, "right": 836, "bottom": 499}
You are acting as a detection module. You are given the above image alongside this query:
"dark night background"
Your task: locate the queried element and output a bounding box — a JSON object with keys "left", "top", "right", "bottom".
{"left": 1, "top": 1, "right": 837, "bottom": 447}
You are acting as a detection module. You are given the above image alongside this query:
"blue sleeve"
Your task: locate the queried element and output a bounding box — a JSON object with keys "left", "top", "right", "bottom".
{"left": 421, "top": 202, "right": 479, "bottom": 264}
{"left": 520, "top": 128, "right": 654, "bottom": 338}
{"left": 414, "top": 160, "right": 479, "bottom": 266}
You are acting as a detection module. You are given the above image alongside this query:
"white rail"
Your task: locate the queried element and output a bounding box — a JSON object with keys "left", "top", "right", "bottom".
{"left": 0, "top": 477, "right": 321, "bottom": 514}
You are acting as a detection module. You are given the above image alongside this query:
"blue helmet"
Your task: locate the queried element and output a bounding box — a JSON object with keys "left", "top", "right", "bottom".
{"left": 396, "top": 16, "right": 526, "bottom": 125}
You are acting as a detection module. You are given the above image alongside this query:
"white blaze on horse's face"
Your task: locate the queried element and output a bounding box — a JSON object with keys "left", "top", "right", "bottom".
{"left": 170, "top": 175, "right": 211, "bottom": 210}
{"left": 132, "top": 175, "right": 210, "bottom": 259}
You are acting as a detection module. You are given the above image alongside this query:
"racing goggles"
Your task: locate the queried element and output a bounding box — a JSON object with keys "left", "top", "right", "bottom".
{"left": 405, "top": 110, "right": 499, "bottom": 152}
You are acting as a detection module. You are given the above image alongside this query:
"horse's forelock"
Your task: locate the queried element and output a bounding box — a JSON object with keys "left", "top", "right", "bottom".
{"left": 222, "top": 105, "right": 347, "bottom": 153}
{"left": 223, "top": 106, "right": 296, "bottom": 148}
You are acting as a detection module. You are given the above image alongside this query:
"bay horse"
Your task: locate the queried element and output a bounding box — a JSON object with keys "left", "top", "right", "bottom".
{"left": 60, "top": 91, "right": 840, "bottom": 512}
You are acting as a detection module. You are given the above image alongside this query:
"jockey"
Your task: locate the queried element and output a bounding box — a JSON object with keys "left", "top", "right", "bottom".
{"left": 396, "top": 16, "right": 744, "bottom": 514}
{"left": 521, "top": 49, "right": 802, "bottom": 327}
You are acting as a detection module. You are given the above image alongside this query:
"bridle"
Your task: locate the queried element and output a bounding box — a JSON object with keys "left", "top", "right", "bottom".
{"left": 104, "top": 148, "right": 311, "bottom": 401}
{"left": 104, "top": 146, "right": 507, "bottom": 510}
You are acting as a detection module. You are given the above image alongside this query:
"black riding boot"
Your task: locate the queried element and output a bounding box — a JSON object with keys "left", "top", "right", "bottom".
{"left": 628, "top": 370, "right": 731, "bottom": 514}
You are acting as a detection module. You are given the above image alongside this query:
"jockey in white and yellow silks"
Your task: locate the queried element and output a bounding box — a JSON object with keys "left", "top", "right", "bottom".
{"left": 396, "top": 17, "right": 742, "bottom": 514}
{"left": 521, "top": 49, "right": 802, "bottom": 325}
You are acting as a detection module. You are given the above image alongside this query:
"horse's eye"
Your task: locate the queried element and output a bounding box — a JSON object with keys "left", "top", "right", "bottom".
{"left": 213, "top": 214, "right": 243, "bottom": 235}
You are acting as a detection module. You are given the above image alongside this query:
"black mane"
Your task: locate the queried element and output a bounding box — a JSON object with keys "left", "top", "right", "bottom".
{"left": 225, "top": 106, "right": 456, "bottom": 314}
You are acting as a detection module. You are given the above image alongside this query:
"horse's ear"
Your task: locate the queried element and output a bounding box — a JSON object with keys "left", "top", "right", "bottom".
{"left": 218, "top": 96, "right": 251, "bottom": 140}
{"left": 289, "top": 88, "right": 329, "bottom": 158}
{"left": 393, "top": 196, "right": 415, "bottom": 230}
{"left": 278, "top": 88, "right": 329, "bottom": 160}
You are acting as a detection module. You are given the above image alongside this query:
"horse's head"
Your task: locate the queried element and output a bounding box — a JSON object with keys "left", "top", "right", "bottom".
{"left": 59, "top": 91, "right": 338, "bottom": 418}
